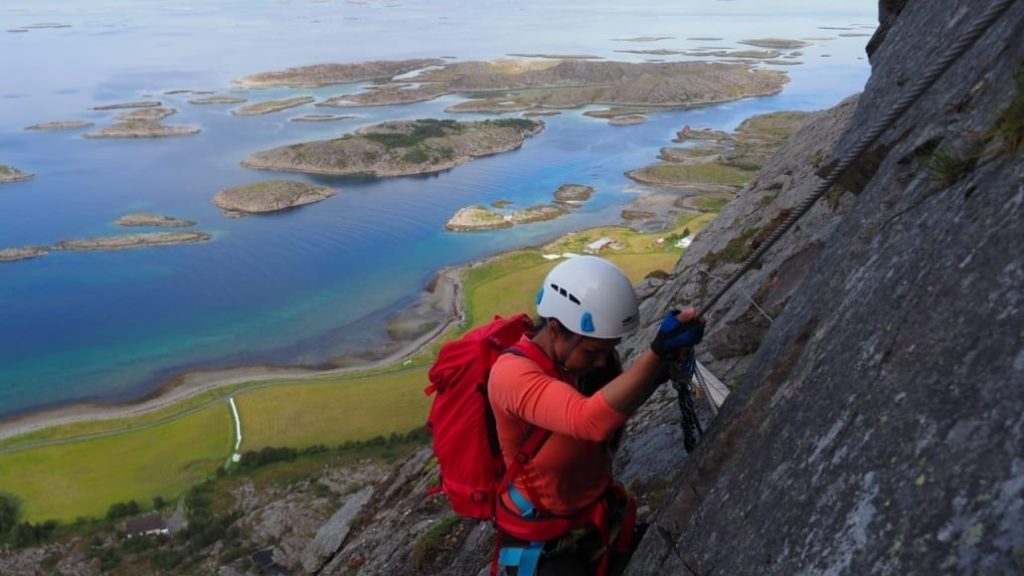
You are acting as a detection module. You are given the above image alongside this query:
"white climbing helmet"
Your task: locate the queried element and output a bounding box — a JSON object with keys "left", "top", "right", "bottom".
{"left": 536, "top": 255, "right": 640, "bottom": 339}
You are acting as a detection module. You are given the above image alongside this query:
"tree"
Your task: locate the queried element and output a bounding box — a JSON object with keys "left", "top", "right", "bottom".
{"left": 153, "top": 496, "right": 166, "bottom": 511}
{"left": 0, "top": 493, "right": 20, "bottom": 535}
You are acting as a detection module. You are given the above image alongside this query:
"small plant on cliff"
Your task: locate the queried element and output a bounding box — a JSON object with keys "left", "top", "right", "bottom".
{"left": 925, "top": 146, "right": 975, "bottom": 185}
{"left": 988, "top": 63, "right": 1024, "bottom": 154}
{"left": 410, "top": 514, "right": 462, "bottom": 571}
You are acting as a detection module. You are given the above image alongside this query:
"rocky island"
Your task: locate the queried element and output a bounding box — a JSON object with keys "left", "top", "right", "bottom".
{"left": 92, "top": 100, "right": 162, "bottom": 111}
{"left": 24, "top": 120, "right": 95, "bottom": 131}
{"left": 235, "top": 58, "right": 445, "bottom": 88}
{"left": 231, "top": 96, "right": 315, "bottom": 116}
{"left": 115, "top": 213, "right": 196, "bottom": 228}
{"left": 444, "top": 203, "right": 568, "bottom": 232}
{"left": 0, "top": 164, "right": 34, "bottom": 184}
{"left": 84, "top": 121, "right": 200, "bottom": 139}
{"left": 242, "top": 118, "right": 544, "bottom": 178}
{"left": 55, "top": 232, "right": 212, "bottom": 252}
{"left": 290, "top": 114, "right": 355, "bottom": 122}
{"left": 739, "top": 38, "right": 813, "bottom": 49}
{"left": 115, "top": 107, "right": 177, "bottom": 122}
{"left": 189, "top": 95, "right": 248, "bottom": 105}
{"left": 444, "top": 205, "right": 512, "bottom": 231}
{"left": 213, "top": 180, "right": 337, "bottom": 216}
{"left": 0, "top": 247, "right": 48, "bottom": 262}
{"left": 312, "top": 58, "right": 788, "bottom": 112}
{"left": 553, "top": 184, "right": 594, "bottom": 204}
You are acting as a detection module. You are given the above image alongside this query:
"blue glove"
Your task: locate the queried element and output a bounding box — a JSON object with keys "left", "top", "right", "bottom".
{"left": 650, "top": 310, "right": 704, "bottom": 359}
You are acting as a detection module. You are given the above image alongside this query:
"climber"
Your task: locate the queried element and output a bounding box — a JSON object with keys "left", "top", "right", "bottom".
{"left": 488, "top": 255, "right": 705, "bottom": 576}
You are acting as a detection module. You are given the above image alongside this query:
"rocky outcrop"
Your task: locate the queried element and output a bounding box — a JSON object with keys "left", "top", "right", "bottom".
{"left": 302, "top": 486, "right": 373, "bottom": 574}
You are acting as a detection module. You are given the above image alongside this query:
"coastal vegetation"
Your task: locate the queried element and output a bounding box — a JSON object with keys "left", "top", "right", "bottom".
{"left": 241, "top": 118, "right": 544, "bottom": 178}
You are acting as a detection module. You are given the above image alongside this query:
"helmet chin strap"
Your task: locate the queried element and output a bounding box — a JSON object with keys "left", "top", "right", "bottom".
{"left": 546, "top": 323, "right": 583, "bottom": 379}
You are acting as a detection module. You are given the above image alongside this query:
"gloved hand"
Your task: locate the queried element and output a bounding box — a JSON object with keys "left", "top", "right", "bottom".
{"left": 650, "top": 309, "right": 704, "bottom": 359}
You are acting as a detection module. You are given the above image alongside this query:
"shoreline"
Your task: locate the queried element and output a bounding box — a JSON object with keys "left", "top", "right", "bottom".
{"left": 0, "top": 196, "right": 680, "bottom": 443}
{"left": 0, "top": 267, "right": 464, "bottom": 442}
{"left": 0, "top": 145, "right": 697, "bottom": 444}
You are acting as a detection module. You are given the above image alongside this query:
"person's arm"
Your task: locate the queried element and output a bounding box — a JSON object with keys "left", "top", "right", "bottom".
{"left": 601, "top": 307, "right": 703, "bottom": 414}
{"left": 490, "top": 355, "right": 627, "bottom": 441}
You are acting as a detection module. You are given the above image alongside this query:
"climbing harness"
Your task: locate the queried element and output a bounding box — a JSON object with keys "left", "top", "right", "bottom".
{"left": 670, "top": 0, "right": 1017, "bottom": 450}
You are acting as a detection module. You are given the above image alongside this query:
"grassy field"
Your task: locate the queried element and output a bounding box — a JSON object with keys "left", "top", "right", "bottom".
{"left": 236, "top": 367, "right": 432, "bottom": 450}
{"left": 0, "top": 403, "right": 232, "bottom": 522}
{"left": 0, "top": 208, "right": 714, "bottom": 524}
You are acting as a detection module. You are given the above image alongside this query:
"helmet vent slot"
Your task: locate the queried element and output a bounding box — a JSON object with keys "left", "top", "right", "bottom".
{"left": 549, "top": 283, "right": 581, "bottom": 306}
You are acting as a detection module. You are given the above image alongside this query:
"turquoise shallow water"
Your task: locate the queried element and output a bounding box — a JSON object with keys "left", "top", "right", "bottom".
{"left": 0, "top": 0, "right": 874, "bottom": 418}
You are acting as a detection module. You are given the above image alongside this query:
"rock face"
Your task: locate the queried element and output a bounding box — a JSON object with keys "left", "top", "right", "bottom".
{"left": 213, "top": 180, "right": 337, "bottom": 216}
{"left": 621, "top": 1, "right": 1024, "bottom": 574}
{"left": 302, "top": 486, "right": 373, "bottom": 574}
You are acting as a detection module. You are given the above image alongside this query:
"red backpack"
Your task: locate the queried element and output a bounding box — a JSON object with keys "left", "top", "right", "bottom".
{"left": 424, "top": 313, "right": 550, "bottom": 519}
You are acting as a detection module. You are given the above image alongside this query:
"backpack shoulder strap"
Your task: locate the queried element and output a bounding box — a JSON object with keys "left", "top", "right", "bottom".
{"left": 496, "top": 339, "right": 558, "bottom": 512}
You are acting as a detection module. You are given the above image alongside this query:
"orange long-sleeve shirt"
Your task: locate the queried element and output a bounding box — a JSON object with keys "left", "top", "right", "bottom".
{"left": 488, "top": 337, "right": 628, "bottom": 516}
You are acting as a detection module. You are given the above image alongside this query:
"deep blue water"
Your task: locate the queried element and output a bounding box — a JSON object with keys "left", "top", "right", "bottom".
{"left": 0, "top": 0, "right": 874, "bottom": 418}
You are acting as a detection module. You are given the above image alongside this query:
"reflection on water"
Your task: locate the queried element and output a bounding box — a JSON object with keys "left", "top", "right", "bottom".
{"left": 0, "top": 0, "right": 874, "bottom": 417}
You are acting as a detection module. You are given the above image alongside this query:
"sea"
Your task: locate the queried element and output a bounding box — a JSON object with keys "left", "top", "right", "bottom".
{"left": 0, "top": 0, "right": 875, "bottom": 419}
